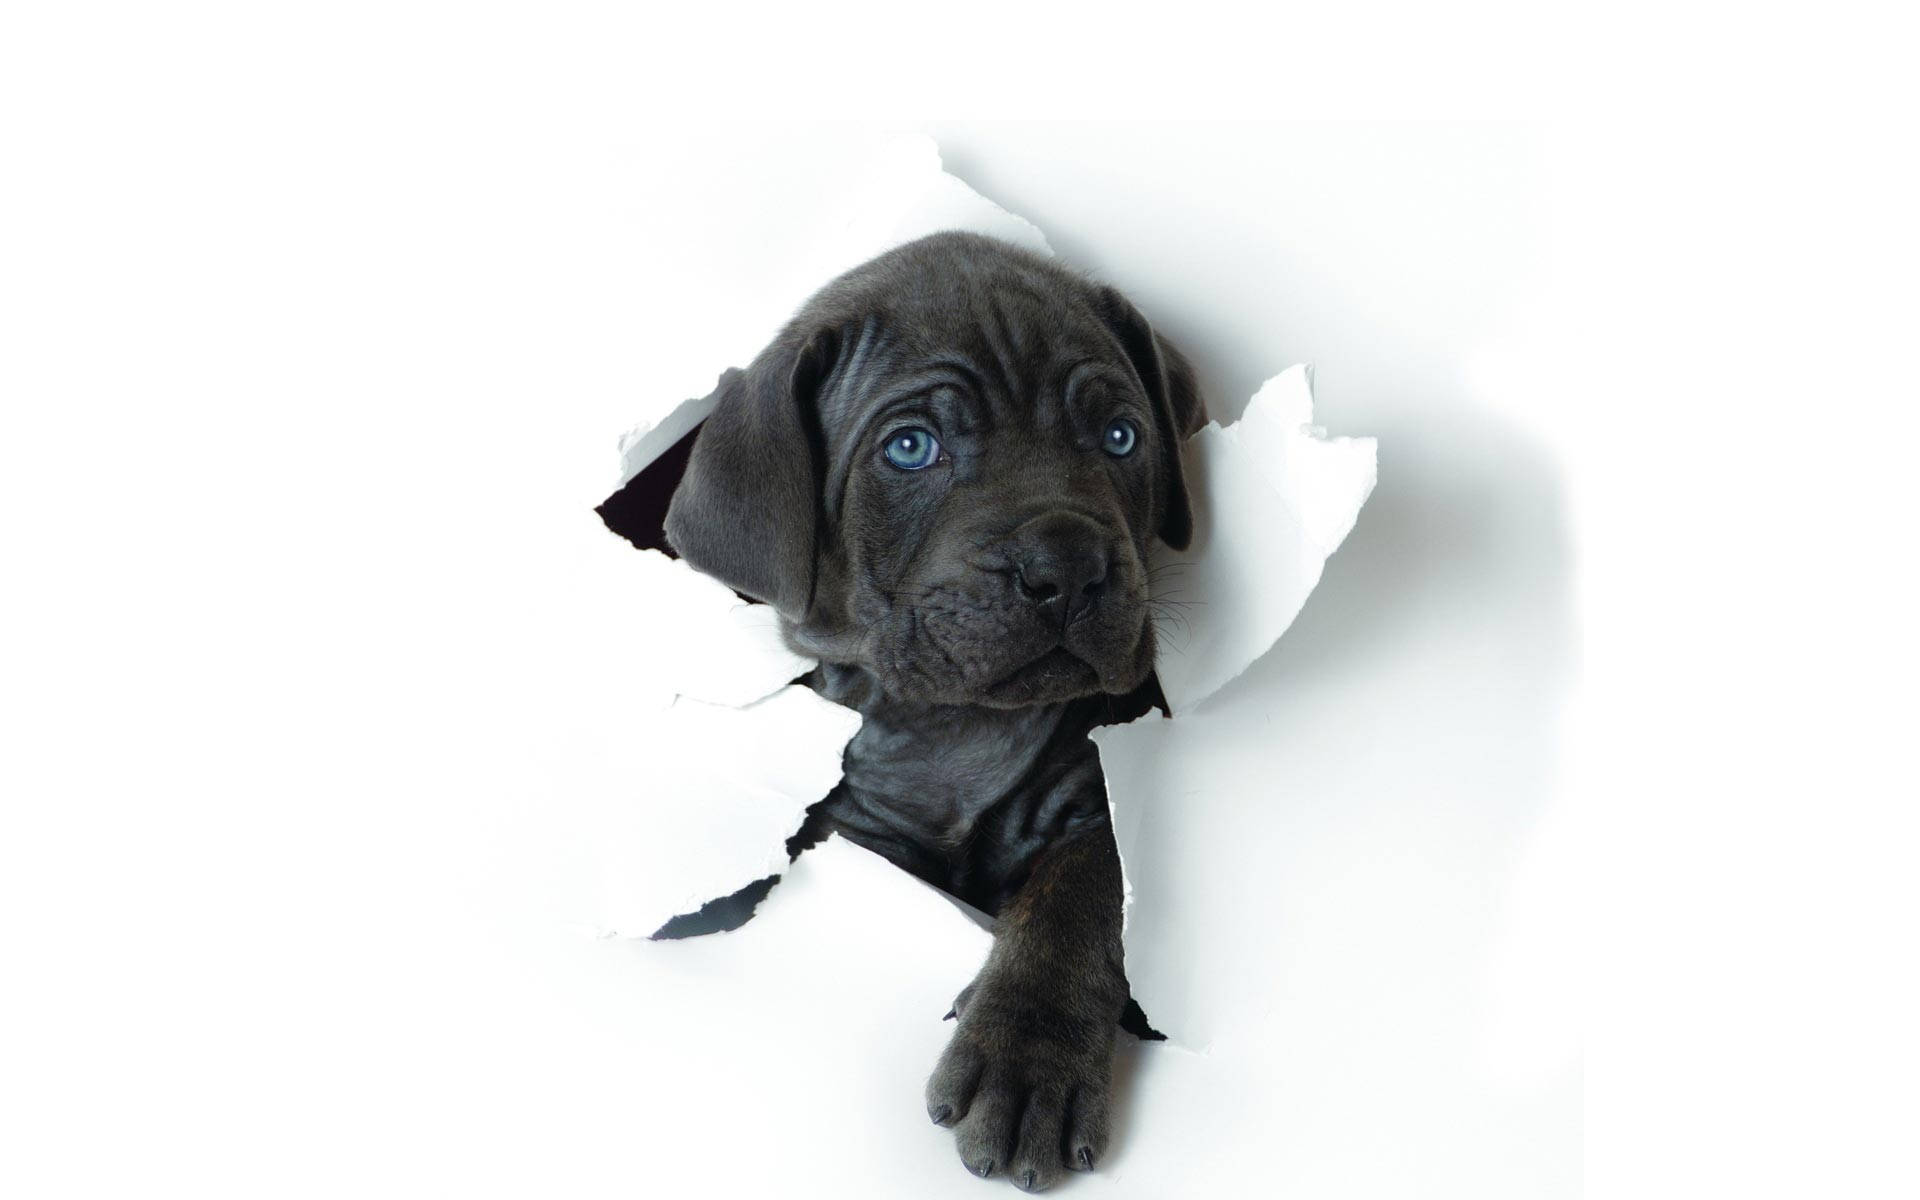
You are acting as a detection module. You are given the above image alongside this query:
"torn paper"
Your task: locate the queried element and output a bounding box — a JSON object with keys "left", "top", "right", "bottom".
{"left": 1097, "top": 365, "right": 1376, "bottom": 1045}
{"left": 1146, "top": 365, "right": 1378, "bottom": 716}
{"left": 596, "top": 135, "right": 1375, "bottom": 1060}
{"left": 614, "top": 548, "right": 814, "bottom": 708}
{"left": 597, "top": 684, "right": 859, "bottom": 938}
{"left": 589, "top": 548, "right": 840, "bottom": 937}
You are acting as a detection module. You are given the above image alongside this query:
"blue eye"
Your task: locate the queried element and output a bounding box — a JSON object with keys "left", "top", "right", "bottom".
{"left": 883, "top": 427, "right": 940, "bottom": 470}
{"left": 1102, "top": 418, "right": 1138, "bottom": 457}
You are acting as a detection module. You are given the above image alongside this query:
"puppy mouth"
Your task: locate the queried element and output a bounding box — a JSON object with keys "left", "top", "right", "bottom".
{"left": 982, "top": 644, "right": 1098, "bottom": 704}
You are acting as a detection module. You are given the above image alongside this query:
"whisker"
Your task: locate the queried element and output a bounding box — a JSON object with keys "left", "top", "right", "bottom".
{"left": 1148, "top": 613, "right": 1190, "bottom": 656}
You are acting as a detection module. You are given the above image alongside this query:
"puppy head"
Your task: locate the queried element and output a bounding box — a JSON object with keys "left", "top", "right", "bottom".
{"left": 664, "top": 232, "right": 1206, "bottom": 708}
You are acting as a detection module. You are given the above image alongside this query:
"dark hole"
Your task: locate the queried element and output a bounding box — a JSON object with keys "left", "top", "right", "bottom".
{"left": 596, "top": 421, "right": 701, "bottom": 556}
{"left": 650, "top": 874, "right": 780, "bottom": 939}
{"left": 1120, "top": 998, "right": 1167, "bottom": 1041}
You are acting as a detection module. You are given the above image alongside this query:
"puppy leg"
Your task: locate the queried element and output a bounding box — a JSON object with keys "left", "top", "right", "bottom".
{"left": 925, "top": 826, "right": 1127, "bottom": 1191}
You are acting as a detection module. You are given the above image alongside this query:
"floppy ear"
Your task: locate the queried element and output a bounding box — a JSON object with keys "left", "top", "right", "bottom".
{"left": 1094, "top": 286, "right": 1208, "bottom": 551}
{"left": 663, "top": 328, "right": 839, "bottom": 619}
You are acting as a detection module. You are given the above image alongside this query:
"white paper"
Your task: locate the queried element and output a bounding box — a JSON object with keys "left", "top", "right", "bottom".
{"left": 610, "top": 548, "right": 815, "bottom": 708}
{"left": 1147, "top": 365, "right": 1378, "bottom": 715}
{"left": 597, "top": 684, "right": 860, "bottom": 937}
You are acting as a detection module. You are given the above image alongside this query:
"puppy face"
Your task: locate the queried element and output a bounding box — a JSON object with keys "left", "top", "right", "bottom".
{"left": 664, "top": 232, "right": 1206, "bottom": 709}
{"left": 818, "top": 310, "right": 1165, "bottom": 707}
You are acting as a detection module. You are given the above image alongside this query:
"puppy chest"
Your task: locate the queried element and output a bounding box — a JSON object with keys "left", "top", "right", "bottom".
{"left": 828, "top": 711, "right": 1109, "bottom": 911}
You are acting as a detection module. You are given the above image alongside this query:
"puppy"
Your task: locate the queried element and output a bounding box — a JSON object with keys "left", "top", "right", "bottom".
{"left": 657, "top": 231, "right": 1205, "bottom": 1190}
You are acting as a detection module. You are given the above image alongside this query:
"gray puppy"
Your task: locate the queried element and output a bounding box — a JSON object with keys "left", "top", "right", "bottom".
{"left": 611, "top": 231, "right": 1205, "bottom": 1190}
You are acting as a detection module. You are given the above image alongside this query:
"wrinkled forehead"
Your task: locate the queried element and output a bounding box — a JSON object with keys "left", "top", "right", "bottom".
{"left": 813, "top": 283, "right": 1140, "bottom": 444}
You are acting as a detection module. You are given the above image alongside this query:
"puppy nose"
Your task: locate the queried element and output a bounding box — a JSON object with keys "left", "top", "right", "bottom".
{"left": 1012, "top": 513, "right": 1110, "bottom": 627}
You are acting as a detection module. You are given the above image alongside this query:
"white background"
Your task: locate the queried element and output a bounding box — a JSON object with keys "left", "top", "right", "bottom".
{"left": 5, "top": 7, "right": 1918, "bottom": 1198}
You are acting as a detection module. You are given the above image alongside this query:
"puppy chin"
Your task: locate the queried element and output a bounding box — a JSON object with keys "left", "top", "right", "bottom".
{"left": 957, "top": 618, "right": 1157, "bottom": 710}
{"left": 978, "top": 646, "right": 1104, "bottom": 708}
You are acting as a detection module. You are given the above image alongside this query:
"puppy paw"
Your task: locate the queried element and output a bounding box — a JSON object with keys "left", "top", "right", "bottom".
{"left": 925, "top": 976, "right": 1116, "bottom": 1191}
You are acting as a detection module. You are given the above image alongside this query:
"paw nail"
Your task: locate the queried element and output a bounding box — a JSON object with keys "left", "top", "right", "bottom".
{"left": 930, "top": 1104, "right": 952, "bottom": 1125}
{"left": 1021, "top": 1168, "right": 1037, "bottom": 1190}
{"left": 1078, "top": 1147, "right": 1095, "bottom": 1170}
{"left": 975, "top": 1159, "right": 994, "bottom": 1178}
{"left": 943, "top": 1008, "right": 956, "bottom": 1020}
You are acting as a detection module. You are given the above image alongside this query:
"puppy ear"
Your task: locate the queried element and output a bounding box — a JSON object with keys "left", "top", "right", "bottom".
{"left": 1094, "top": 286, "right": 1208, "bottom": 551}
{"left": 663, "top": 328, "right": 838, "bottom": 619}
